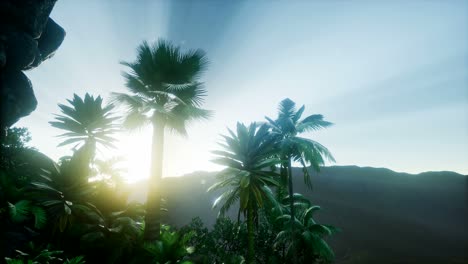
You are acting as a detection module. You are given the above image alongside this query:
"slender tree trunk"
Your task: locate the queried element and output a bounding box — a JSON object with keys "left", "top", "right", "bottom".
{"left": 247, "top": 204, "right": 255, "bottom": 264}
{"left": 276, "top": 162, "right": 288, "bottom": 200}
{"left": 73, "top": 139, "right": 95, "bottom": 185}
{"left": 287, "top": 157, "right": 298, "bottom": 264}
{"left": 144, "top": 118, "right": 165, "bottom": 241}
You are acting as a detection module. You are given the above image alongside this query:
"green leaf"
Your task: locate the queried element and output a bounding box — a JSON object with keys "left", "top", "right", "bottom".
{"left": 5, "top": 258, "right": 24, "bottom": 264}
{"left": 31, "top": 205, "right": 47, "bottom": 229}
{"left": 8, "top": 200, "right": 31, "bottom": 223}
{"left": 64, "top": 256, "right": 86, "bottom": 264}
{"left": 240, "top": 173, "right": 250, "bottom": 188}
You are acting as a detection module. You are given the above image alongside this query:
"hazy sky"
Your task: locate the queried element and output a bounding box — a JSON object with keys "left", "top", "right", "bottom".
{"left": 17, "top": 0, "right": 468, "bottom": 181}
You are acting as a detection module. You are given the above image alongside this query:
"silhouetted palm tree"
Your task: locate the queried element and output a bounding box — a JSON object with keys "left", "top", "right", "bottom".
{"left": 113, "top": 39, "right": 211, "bottom": 241}
{"left": 49, "top": 93, "right": 118, "bottom": 179}
{"left": 265, "top": 98, "right": 335, "bottom": 263}
{"left": 209, "top": 122, "right": 280, "bottom": 264}
{"left": 50, "top": 93, "right": 118, "bottom": 151}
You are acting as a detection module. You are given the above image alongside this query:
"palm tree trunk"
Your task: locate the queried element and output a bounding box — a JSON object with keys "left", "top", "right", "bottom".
{"left": 276, "top": 163, "right": 288, "bottom": 200}
{"left": 287, "top": 157, "right": 298, "bottom": 264}
{"left": 73, "top": 140, "right": 95, "bottom": 184}
{"left": 143, "top": 117, "right": 165, "bottom": 241}
{"left": 247, "top": 203, "right": 255, "bottom": 264}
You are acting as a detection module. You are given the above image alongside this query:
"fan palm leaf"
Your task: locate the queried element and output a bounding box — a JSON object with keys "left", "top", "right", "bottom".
{"left": 50, "top": 93, "right": 118, "bottom": 150}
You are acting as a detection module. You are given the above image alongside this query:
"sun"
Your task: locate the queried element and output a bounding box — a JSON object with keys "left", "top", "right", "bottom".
{"left": 108, "top": 128, "right": 220, "bottom": 183}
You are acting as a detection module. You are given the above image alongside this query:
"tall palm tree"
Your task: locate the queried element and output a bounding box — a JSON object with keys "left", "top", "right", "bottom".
{"left": 112, "top": 39, "right": 211, "bottom": 241}
{"left": 265, "top": 98, "right": 335, "bottom": 263}
{"left": 209, "top": 122, "right": 280, "bottom": 264}
{"left": 49, "top": 93, "right": 118, "bottom": 180}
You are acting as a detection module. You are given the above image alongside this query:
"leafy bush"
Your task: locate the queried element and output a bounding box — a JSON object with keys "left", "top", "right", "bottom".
{"left": 4, "top": 243, "right": 85, "bottom": 264}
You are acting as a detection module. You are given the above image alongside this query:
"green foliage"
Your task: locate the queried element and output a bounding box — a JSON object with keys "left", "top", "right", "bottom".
{"left": 2, "top": 127, "right": 32, "bottom": 149}
{"left": 182, "top": 216, "right": 283, "bottom": 264}
{"left": 272, "top": 193, "right": 339, "bottom": 263}
{"left": 27, "top": 160, "right": 97, "bottom": 233}
{"left": 4, "top": 244, "right": 85, "bottom": 264}
{"left": 1, "top": 114, "right": 339, "bottom": 264}
{"left": 0, "top": 122, "right": 146, "bottom": 263}
{"left": 77, "top": 205, "right": 144, "bottom": 264}
{"left": 8, "top": 200, "right": 47, "bottom": 229}
{"left": 0, "top": 137, "right": 56, "bottom": 259}
{"left": 124, "top": 225, "right": 195, "bottom": 264}
{"left": 181, "top": 217, "right": 246, "bottom": 263}
{"left": 143, "top": 225, "right": 194, "bottom": 263}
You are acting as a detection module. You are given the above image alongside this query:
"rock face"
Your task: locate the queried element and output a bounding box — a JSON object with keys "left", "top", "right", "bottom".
{"left": 0, "top": 0, "right": 65, "bottom": 139}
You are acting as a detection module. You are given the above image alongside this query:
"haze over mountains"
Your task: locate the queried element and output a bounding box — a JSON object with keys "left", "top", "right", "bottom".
{"left": 129, "top": 166, "right": 468, "bottom": 263}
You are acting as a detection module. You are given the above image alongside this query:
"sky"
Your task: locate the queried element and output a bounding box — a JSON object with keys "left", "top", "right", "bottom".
{"left": 17, "top": 0, "right": 468, "bottom": 182}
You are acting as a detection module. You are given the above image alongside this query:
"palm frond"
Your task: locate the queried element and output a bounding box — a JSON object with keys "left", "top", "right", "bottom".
{"left": 296, "top": 114, "right": 333, "bottom": 133}
{"left": 277, "top": 98, "right": 296, "bottom": 119}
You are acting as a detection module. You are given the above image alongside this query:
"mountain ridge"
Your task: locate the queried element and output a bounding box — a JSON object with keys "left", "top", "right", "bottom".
{"left": 151, "top": 165, "right": 468, "bottom": 180}
{"left": 128, "top": 165, "right": 468, "bottom": 262}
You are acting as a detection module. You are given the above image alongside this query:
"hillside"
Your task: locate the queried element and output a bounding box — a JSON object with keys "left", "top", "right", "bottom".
{"left": 128, "top": 166, "right": 468, "bottom": 263}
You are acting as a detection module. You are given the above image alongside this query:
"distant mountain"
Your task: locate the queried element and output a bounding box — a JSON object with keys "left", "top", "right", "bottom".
{"left": 128, "top": 166, "right": 468, "bottom": 263}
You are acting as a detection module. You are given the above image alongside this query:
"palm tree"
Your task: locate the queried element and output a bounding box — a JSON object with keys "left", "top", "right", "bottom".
{"left": 274, "top": 194, "right": 338, "bottom": 263}
{"left": 112, "top": 39, "right": 211, "bottom": 241}
{"left": 209, "top": 122, "right": 280, "bottom": 264}
{"left": 265, "top": 98, "right": 335, "bottom": 263}
{"left": 49, "top": 93, "right": 118, "bottom": 179}
{"left": 50, "top": 93, "right": 118, "bottom": 150}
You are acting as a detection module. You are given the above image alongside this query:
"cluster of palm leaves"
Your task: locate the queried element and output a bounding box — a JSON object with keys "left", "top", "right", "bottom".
{"left": 273, "top": 194, "right": 339, "bottom": 263}
{"left": 209, "top": 99, "right": 338, "bottom": 263}
{"left": 49, "top": 93, "right": 118, "bottom": 150}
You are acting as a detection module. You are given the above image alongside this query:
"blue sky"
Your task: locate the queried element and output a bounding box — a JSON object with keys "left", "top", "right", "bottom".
{"left": 18, "top": 0, "right": 468, "bottom": 181}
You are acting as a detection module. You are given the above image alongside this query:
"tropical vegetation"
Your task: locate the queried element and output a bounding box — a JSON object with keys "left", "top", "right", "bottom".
{"left": 209, "top": 122, "right": 280, "bottom": 263}
{"left": 265, "top": 98, "right": 335, "bottom": 263}
{"left": 1, "top": 39, "right": 338, "bottom": 263}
